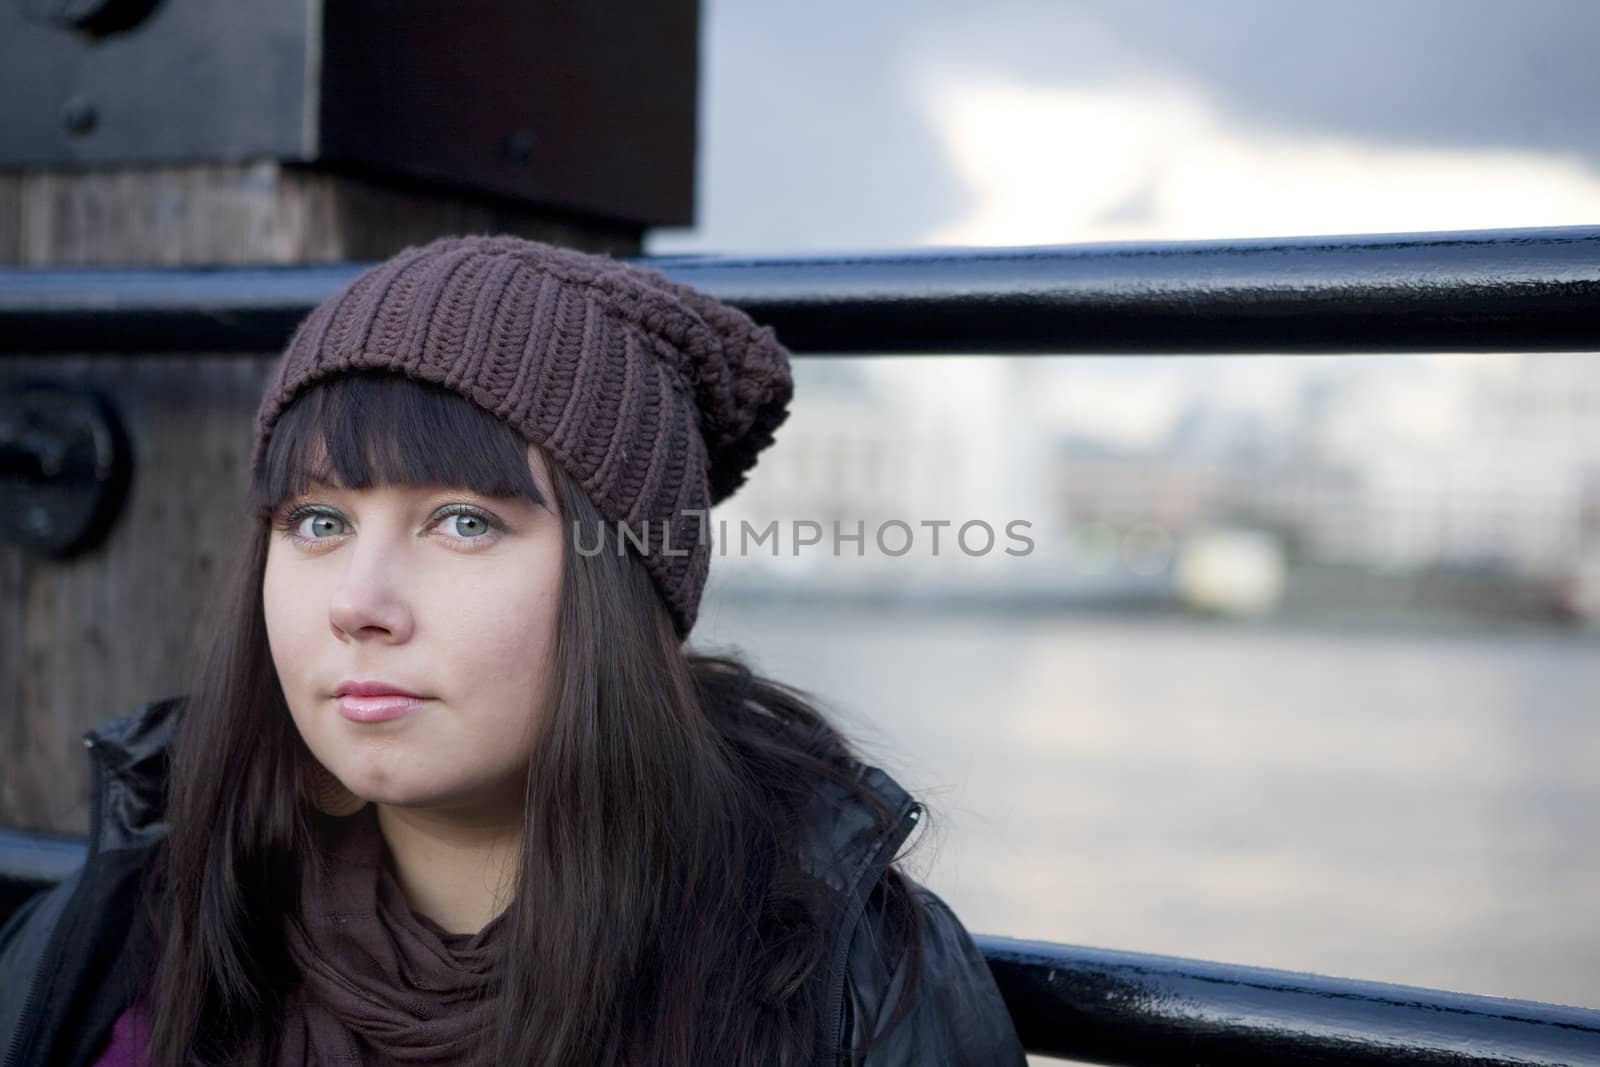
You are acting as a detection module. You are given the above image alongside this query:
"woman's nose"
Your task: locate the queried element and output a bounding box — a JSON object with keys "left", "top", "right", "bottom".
{"left": 327, "top": 541, "right": 415, "bottom": 643}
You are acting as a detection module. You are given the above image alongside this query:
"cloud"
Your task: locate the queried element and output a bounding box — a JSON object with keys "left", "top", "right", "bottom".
{"left": 917, "top": 0, "right": 1600, "bottom": 163}
{"left": 919, "top": 76, "right": 1600, "bottom": 247}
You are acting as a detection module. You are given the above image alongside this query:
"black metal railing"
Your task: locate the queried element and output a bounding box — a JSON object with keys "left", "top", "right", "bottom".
{"left": 4, "top": 223, "right": 1600, "bottom": 1064}
{"left": 0, "top": 828, "right": 82, "bottom": 924}
{"left": 1, "top": 224, "right": 1599, "bottom": 355}
{"left": 980, "top": 935, "right": 1600, "bottom": 1066}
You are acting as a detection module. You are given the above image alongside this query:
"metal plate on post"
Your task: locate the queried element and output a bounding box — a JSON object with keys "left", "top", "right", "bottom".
{"left": 0, "top": 0, "right": 313, "bottom": 165}
{"left": 0, "top": 384, "right": 132, "bottom": 557}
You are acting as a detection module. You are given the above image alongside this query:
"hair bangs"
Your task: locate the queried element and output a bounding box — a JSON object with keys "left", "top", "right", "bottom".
{"left": 250, "top": 372, "right": 544, "bottom": 519}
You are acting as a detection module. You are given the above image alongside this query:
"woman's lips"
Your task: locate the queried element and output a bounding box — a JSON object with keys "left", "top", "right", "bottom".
{"left": 338, "top": 694, "right": 427, "bottom": 723}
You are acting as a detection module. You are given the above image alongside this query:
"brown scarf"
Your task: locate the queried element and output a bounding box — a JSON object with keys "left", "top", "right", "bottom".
{"left": 245, "top": 806, "right": 509, "bottom": 1066}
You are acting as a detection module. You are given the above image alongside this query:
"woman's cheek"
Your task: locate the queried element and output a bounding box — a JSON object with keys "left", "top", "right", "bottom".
{"left": 262, "top": 560, "right": 321, "bottom": 707}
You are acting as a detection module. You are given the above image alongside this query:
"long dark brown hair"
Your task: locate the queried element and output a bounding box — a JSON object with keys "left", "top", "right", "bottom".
{"left": 140, "top": 372, "right": 929, "bottom": 1066}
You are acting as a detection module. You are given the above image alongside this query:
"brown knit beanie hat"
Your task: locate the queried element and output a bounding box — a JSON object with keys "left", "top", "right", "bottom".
{"left": 251, "top": 235, "right": 794, "bottom": 638}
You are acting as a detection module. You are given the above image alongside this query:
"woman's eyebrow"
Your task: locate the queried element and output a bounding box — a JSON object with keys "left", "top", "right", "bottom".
{"left": 286, "top": 479, "right": 549, "bottom": 510}
{"left": 289, "top": 470, "right": 341, "bottom": 490}
{"left": 408, "top": 484, "right": 548, "bottom": 510}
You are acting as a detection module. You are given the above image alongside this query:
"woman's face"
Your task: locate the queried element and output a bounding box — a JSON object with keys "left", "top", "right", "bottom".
{"left": 263, "top": 445, "right": 562, "bottom": 819}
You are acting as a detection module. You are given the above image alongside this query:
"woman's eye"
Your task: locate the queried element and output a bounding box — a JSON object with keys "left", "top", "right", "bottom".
{"left": 432, "top": 506, "right": 503, "bottom": 543}
{"left": 442, "top": 512, "right": 490, "bottom": 538}
{"left": 294, "top": 511, "right": 348, "bottom": 539}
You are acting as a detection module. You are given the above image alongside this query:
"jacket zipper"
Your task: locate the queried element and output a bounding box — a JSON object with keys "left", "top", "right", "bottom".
{"left": 2, "top": 736, "right": 107, "bottom": 1067}
{"left": 821, "top": 801, "right": 920, "bottom": 1066}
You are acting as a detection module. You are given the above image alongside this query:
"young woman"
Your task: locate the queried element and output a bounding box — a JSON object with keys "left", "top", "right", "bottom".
{"left": 0, "top": 236, "right": 1027, "bottom": 1066}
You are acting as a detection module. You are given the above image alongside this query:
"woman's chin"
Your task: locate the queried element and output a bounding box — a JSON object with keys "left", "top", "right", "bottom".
{"left": 352, "top": 780, "right": 478, "bottom": 812}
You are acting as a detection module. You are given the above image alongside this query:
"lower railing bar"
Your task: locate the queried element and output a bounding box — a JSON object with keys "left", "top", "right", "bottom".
{"left": 977, "top": 934, "right": 1600, "bottom": 1065}
{"left": 0, "top": 828, "right": 87, "bottom": 923}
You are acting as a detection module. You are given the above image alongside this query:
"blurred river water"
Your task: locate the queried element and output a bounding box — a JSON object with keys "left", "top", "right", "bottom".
{"left": 690, "top": 594, "right": 1600, "bottom": 1012}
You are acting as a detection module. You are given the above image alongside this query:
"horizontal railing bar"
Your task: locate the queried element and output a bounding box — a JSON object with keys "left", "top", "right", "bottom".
{"left": 0, "top": 828, "right": 91, "bottom": 926}
{"left": 1, "top": 225, "right": 1598, "bottom": 355}
{"left": 0, "top": 828, "right": 85, "bottom": 888}
{"left": 2, "top": 830, "right": 1596, "bottom": 1063}
{"left": 977, "top": 934, "right": 1600, "bottom": 1066}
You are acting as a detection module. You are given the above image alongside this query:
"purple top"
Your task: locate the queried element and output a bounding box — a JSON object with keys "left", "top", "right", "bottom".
{"left": 90, "top": 1000, "right": 150, "bottom": 1067}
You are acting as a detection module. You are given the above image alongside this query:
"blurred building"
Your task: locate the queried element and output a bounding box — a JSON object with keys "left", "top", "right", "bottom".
{"left": 1049, "top": 352, "right": 1600, "bottom": 606}
{"left": 708, "top": 350, "right": 1600, "bottom": 619}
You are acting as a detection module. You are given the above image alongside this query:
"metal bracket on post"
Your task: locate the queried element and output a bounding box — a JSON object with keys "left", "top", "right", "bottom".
{"left": 0, "top": 383, "right": 132, "bottom": 557}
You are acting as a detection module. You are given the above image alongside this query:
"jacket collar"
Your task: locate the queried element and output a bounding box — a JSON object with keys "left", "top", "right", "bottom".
{"left": 796, "top": 763, "right": 922, "bottom": 903}
{"left": 83, "top": 698, "right": 922, "bottom": 905}
{"left": 83, "top": 696, "right": 183, "bottom": 854}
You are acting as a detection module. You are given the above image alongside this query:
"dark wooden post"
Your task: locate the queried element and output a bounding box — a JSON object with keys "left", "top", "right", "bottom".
{"left": 0, "top": 0, "right": 699, "bottom": 833}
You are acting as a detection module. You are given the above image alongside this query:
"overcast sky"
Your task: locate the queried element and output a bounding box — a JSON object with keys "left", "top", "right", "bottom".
{"left": 649, "top": 0, "right": 1600, "bottom": 254}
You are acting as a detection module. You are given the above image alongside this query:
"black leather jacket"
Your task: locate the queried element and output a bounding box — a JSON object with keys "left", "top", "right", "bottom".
{"left": 0, "top": 698, "right": 1026, "bottom": 1066}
